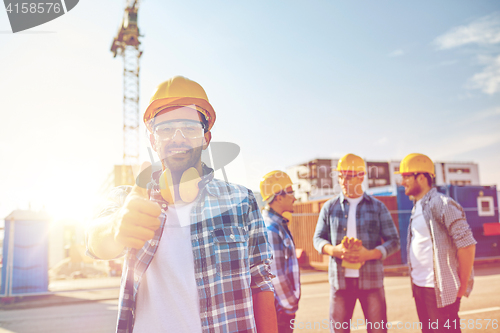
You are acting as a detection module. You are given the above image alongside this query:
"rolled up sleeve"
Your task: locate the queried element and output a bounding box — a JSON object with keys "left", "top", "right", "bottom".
{"left": 442, "top": 198, "right": 477, "bottom": 249}
{"left": 376, "top": 202, "right": 400, "bottom": 260}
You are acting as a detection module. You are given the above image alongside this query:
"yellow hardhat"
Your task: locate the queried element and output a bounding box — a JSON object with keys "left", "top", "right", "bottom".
{"left": 260, "top": 170, "right": 293, "bottom": 202}
{"left": 337, "top": 154, "right": 366, "bottom": 175}
{"left": 143, "top": 76, "right": 216, "bottom": 132}
{"left": 396, "top": 153, "right": 435, "bottom": 177}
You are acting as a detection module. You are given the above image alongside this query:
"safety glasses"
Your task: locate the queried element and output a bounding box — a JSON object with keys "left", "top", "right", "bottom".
{"left": 153, "top": 120, "right": 205, "bottom": 140}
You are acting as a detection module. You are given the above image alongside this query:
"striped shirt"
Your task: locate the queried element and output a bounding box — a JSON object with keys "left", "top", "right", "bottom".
{"left": 87, "top": 166, "right": 274, "bottom": 333}
{"left": 407, "top": 188, "right": 477, "bottom": 308}
{"left": 262, "top": 208, "right": 301, "bottom": 315}
{"left": 313, "top": 192, "right": 400, "bottom": 290}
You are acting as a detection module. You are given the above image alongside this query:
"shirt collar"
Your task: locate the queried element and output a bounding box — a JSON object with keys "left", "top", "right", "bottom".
{"left": 420, "top": 187, "right": 436, "bottom": 205}
{"left": 339, "top": 191, "right": 370, "bottom": 204}
{"left": 266, "top": 207, "right": 289, "bottom": 224}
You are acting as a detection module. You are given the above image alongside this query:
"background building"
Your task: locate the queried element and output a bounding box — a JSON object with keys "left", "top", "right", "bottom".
{"left": 287, "top": 159, "right": 336, "bottom": 202}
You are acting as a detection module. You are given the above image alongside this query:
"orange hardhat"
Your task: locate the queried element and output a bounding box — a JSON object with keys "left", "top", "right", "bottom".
{"left": 143, "top": 76, "right": 216, "bottom": 132}
{"left": 260, "top": 171, "right": 293, "bottom": 202}
{"left": 337, "top": 154, "right": 366, "bottom": 175}
{"left": 396, "top": 153, "right": 435, "bottom": 177}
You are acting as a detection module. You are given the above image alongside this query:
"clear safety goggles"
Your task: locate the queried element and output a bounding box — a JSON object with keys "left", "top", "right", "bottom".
{"left": 153, "top": 120, "right": 205, "bottom": 140}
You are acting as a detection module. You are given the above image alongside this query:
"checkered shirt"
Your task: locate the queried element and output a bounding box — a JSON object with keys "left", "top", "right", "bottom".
{"left": 313, "top": 192, "right": 400, "bottom": 290}
{"left": 407, "top": 188, "right": 477, "bottom": 308}
{"left": 88, "top": 166, "right": 274, "bottom": 333}
{"left": 262, "top": 208, "right": 301, "bottom": 315}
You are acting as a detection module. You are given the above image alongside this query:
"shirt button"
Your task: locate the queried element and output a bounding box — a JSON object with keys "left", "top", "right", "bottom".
{"left": 230, "top": 234, "right": 235, "bottom": 240}
{"left": 150, "top": 241, "right": 156, "bottom": 246}
{"left": 134, "top": 276, "right": 139, "bottom": 282}
{"left": 162, "top": 204, "right": 167, "bottom": 208}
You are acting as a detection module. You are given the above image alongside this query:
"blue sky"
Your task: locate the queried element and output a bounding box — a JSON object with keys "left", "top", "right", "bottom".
{"left": 0, "top": 0, "right": 499, "bottom": 220}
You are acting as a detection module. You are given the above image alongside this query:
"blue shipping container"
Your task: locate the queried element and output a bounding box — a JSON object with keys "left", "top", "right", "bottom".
{"left": 396, "top": 186, "right": 413, "bottom": 264}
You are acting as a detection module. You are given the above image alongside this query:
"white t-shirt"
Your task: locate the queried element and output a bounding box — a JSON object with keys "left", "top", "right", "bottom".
{"left": 345, "top": 195, "right": 363, "bottom": 278}
{"left": 133, "top": 201, "right": 203, "bottom": 333}
{"left": 409, "top": 200, "right": 435, "bottom": 288}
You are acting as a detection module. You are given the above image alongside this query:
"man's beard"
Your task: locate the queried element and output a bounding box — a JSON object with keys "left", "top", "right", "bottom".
{"left": 405, "top": 182, "right": 422, "bottom": 197}
{"left": 161, "top": 143, "right": 203, "bottom": 175}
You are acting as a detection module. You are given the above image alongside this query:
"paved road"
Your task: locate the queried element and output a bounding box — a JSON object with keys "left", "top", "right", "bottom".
{"left": 0, "top": 300, "right": 118, "bottom": 333}
{"left": 0, "top": 265, "right": 498, "bottom": 332}
{"left": 295, "top": 265, "right": 500, "bottom": 332}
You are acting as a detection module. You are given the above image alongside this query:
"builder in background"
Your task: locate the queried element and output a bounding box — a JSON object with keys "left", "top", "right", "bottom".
{"left": 398, "top": 153, "right": 476, "bottom": 333}
{"left": 313, "top": 153, "right": 400, "bottom": 333}
{"left": 260, "top": 171, "right": 301, "bottom": 333}
{"left": 86, "top": 76, "right": 277, "bottom": 333}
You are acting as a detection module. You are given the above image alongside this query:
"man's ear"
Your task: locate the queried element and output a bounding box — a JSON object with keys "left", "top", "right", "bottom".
{"left": 202, "top": 131, "right": 212, "bottom": 150}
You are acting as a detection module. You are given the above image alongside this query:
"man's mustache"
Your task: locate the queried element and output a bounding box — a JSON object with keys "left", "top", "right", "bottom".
{"left": 164, "top": 143, "right": 202, "bottom": 152}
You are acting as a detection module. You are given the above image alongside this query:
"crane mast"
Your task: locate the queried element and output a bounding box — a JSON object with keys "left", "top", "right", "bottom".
{"left": 111, "top": 0, "right": 142, "bottom": 167}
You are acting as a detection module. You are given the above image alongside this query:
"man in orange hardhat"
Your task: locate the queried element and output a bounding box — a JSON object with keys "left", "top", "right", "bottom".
{"left": 313, "top": 153, "right": 400, "bottom": 333}
{"left": 260, "top": 171, "right": 300, "bottom": 333}
{"left": 87, "top": 76, "right": 277, "bottom": 333}
{"left": 398, "top": 153, "right": 476, "bottom": 333}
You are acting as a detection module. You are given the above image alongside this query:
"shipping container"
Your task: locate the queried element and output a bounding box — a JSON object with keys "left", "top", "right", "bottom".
{"left": 395, "top": 186, "right": 413, "bottom": 265}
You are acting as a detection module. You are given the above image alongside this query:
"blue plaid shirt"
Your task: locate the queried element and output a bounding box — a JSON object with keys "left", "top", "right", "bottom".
{"left": 313, "top": 192, "right": 400, "bottom": 290}
{"left": 262, "top": 208, "right": 301, "bottom": 315}
{"left": 89, "top": 166, "right": 274, "bottom": 333}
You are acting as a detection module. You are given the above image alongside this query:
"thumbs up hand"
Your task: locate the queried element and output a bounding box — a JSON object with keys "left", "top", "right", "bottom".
{"left": 113, "top": 162, "right": 162, "bottom": 249}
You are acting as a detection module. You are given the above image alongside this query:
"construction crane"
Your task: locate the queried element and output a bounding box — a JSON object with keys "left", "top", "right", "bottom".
{"left": 111, "top": 0, "right": 142, "bottom": 167}
{"left": 110, "top": 0, "right": 142, "bottom": 186}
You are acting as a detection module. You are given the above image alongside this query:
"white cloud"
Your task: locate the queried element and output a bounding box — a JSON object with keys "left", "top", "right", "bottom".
{"left": 434, "top": 13, "right": 500, "bottom": 95}
{"left": 388, "top": 49, "right": 404, "bottom": 57}
{"left": 431, "top": 131, "right": 500, "bottom": 159}
{"left": 434, "top": 12, "right": 500, "bottom": 49}
{"left": 467, "top": 55, "right": 500, "bottom": 94}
